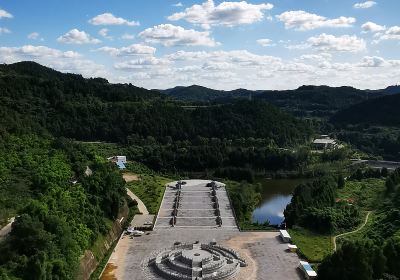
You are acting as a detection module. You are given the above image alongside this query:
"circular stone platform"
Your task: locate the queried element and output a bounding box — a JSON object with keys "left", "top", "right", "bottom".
{"left": 148, "top": 242, "right": 247, "bottom": 280}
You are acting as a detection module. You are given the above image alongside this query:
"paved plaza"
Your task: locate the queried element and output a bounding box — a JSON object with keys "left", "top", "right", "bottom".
{"left": 102, "top": 180, "right": 303, "bottom": 280}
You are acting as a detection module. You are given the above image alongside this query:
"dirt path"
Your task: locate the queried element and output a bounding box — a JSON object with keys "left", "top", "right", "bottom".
{"left": 0, "top": 217, "right": 15, "bottom": 240}
{"left": 333, "top": 211, "right": 372, "bottom": 251}
{"left": 123, "top": 173, "right": 140, "bottom": 183}
{"left": 126, "top": 188, "right": 149, "bottom": 215}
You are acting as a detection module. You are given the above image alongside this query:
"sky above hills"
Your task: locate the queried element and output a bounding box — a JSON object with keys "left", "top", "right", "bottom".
{"left": 0, "top": 0, "right": 399, "bottom": 90}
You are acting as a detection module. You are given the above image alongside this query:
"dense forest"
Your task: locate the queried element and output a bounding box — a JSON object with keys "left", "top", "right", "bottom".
{"left": 160, "top": 84, "right": 396, "bottom": 118}
{"left": 330, "top": 94, "right": 400, "bottom": 160}
{"left": 331, "top": 93, "right": 400, "bottom": 126}
{"left": 0, "top": 135, "right": 127, "bottom": 279}
{"left": 0, "top": 62, "right": 313, "bottom": 174}
{"left": 317, "top": 169, "right": 400, "bottom": 280}
{"left": 0, "top": 62, "right": 316, "bottom": 279}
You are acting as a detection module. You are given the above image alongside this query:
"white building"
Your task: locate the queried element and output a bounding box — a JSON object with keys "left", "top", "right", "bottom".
{"left": 312, "top": 138, "right": 338, "bottom": 150}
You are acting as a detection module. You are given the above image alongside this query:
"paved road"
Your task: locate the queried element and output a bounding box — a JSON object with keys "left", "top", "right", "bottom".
{"left": 126, "top": 188, "right": 149, "bottom": 215}
{"left": 333, "top": 211, "right": 372, "bottom": 251}
{"left": 0, "top": 217, "right": 15, "bottom": 240}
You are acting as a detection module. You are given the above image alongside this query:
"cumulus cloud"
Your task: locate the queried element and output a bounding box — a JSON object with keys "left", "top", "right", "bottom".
{"left": 96, "top": 44, "right": 156, "bottom": 56}
{"left": 0, "top": 45, "right": 106, "bottom": 77}
{"left": 361, "top": 21, "right": 386, "bottom": 33}
{"left": 307, "top": 33, "right": 366, "bottom": 52}
{"left": 0, "top": 9, "right": 13, "bottom": 19}
{"left": 377, "top": 26, "right": 400, "bottom": 41}
{"left": 0, "top": 27, "right": 11, "bottom": 34}
{"left": 256, "top": 38, "right": 274, "bottom": 47}
{"left": 89, "top": 13, "right": 139, "bottom": 26}
{"left": 359, "top": 56, "right": 400, "bottom": 67}
{"left": 168, "top": 0, "right": 273, "bottom": 29}
{"left": 359, "top": 56, "right": 386, "bottom": 67}
{"left": 57, "top": 29, "right": 101, "bottom": 44}
{"left": 173, "top": 2, "right": 183, "bottom": 7}
{"left": 139, "top": 24, "right": 219, "bottom": 47}
{"left": 277, "top": 11, "right": 355, "bottom": 31}
{"left": 121, "top": 33, "right": 135, "bottom": 40}
{"left": 27, "top": 32, "right": 40, "bottom": 40}
{"left": 166, "top": 50, "right": 281, "bottom": 67}
{"left": 354, "top": 1, "right": 377, "bottom": 9}
{"left": 114, "top": 57, "right": 169, "bottom": 70}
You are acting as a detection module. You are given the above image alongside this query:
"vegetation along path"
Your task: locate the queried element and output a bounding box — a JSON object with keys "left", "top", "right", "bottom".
{"left": 126, "top": 187, "right": 149, "bottom": 215}
{"left": 333, "top": 211, "right": 372, "bottom": 252}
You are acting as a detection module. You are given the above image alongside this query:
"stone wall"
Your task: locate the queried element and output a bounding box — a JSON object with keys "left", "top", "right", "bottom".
{"left": 76, "top": 204, "right": 129, "bottom": 280}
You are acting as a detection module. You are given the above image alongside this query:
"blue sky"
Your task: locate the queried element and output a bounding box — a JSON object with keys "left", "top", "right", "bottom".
{"left": 0, "top": 0, "right": 399, "bottom": 90}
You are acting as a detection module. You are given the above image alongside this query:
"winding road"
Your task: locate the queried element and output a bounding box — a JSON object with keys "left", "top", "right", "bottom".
{"left": 332, "top": 211, "right": 372, "bottom": 251}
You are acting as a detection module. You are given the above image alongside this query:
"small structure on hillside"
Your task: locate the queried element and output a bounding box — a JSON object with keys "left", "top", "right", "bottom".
{"left": 312, "top": 136, "right": 338, "bottom": 151}
{"left": 108, "top": 156, "right": 127, "bottom": 170}
{"left": 84, "top": 166, "right": 93, "bottom": 176}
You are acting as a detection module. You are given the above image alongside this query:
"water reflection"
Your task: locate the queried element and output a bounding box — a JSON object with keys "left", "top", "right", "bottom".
{"left": 251, "top": 178, "right": 309, "bottom": 225}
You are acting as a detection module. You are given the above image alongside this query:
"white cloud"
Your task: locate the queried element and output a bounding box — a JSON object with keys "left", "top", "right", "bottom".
{"left": 57, "top": 29, "right": 101, "bottom": 44}
{"left": 361, "top": 22, "right": 386, "bottom": 33}
{"left": 0, "top": 27, "right": 11, "bottom": 34}
{"left": 139, "top": 24, "right": 219, "bottom": 47}
{"left": 173, "top": 2, "right": 183, "bottom": 7}
{"left": 27, "top": 32, "right": 40, "bottom": 40}
{"left": 0, "top": 45, "right": 106, "bottom": 77}
{"left": 359, "top": 56, "right": 386, "bottom": 67}
{"left": 257, "top": 38, "right": 274, "bottom": 47}
{"left": 358, "top": 56, "right": 400, "bottom": 67}
{"left": 114, "top": 57, "right": 169, "bottom": 70}
{"left": 0, "top": 9, "right": 13, "bottom": 19}
{"left": 202, "top": 61, "right": 234, "bottom": 71}
{"left": 98, "top": 28, "right": 112, "bottom": 39}
{"left": 121, "top": 33, "right": 135, "bottom": 40}
{"left": 277, "top": 11, "right": 355, "bottom": 31}
{"left": 353, "top": 1, "right": 377, "bottom": 9}
{"left": 89, "top": 13, "right": 139, "bottom": 26}
{"left": 168, "top": 0, "right": 273, "bottom": 29}
{"left": 307, "top": 33, "right": 366, "bottom": 52}
{"left": 378, "top": 26, "right": 400, "bottom": 41}
{"left": 96, "top": 44, "right": 156, "bottom": 56}
{"left": 166, "top": 50, "right": 281, "bottom": 66}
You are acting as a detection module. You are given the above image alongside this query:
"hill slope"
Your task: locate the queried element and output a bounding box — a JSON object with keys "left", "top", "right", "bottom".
{"left": 0, "top": 61, "right": 312, "bottom": 146}
{"left": 159, "top": 85, "right": 393, "bottom": 117}
{"left": 331, "top": 93, "right": 400, "bottom": 126}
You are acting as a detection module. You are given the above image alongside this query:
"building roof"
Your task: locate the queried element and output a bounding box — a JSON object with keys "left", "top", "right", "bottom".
{"left": 313, "top": 139, "right": 336, "bottom": 144}
{"left": 116, "top": 161, "right": 126, "bottom": 169}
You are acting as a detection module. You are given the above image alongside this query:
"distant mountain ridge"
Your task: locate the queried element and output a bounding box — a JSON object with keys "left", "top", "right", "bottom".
{"left": 158, "top": 84, "right": 397, "bottom": 117}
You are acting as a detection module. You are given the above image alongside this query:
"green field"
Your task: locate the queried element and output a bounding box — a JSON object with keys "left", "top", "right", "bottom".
{"left": 289, "top": 226, "right": 333, "bottom": 263}
{"left": 337, "top": 178, "right": 385, "bottom": 210}
{"left": 127, "top": 174, "right": 171, "bottom": 215}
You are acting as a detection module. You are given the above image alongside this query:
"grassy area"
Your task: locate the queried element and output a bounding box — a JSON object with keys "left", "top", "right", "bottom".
{"left": 289, "top": 226, "right": 333, "bottom": 263}
{"left": 337, "top": 211, "right": 376, "bottom": 246}
{"left": 337, "top": 178, "right": 385, "bottom": 210}
{"left": 127, "top": 174, "right": 171, "bottom": 215}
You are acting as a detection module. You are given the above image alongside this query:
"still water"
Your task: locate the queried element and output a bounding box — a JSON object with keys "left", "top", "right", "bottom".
{"left": 251, "top": 178, "right": 309, "bottom": 225}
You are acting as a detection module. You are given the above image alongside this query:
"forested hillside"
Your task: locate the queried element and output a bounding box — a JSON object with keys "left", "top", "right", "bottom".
{"left": 0, "top": 135, "right": 127, "bottom": 279}
{"left": 160, "top": 84, "right": 392, "bottom": 118}
{"left": 330, "top": 94, "right": 400, "bottom": 160}
{"left": 331, "top": 93, "right": 400, "bottom": 126}
{"left": 0, "top": 62, "right": 313, "bottom": 174}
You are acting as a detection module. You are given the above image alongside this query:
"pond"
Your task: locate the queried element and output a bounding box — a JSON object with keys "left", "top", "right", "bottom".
{"left": 251, "top": 178, "right": 310, "bottom": 226}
